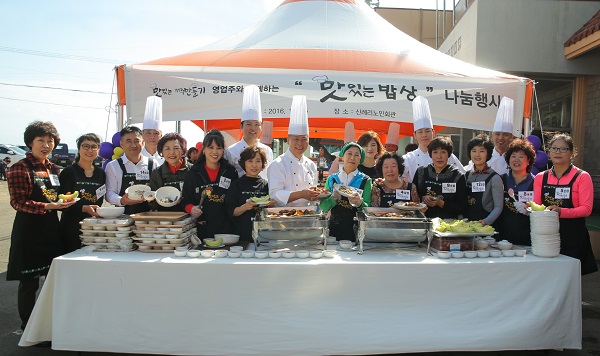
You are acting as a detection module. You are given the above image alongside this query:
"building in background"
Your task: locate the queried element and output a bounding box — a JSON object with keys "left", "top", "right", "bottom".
{"left": 377, "top": 0, "right": 600, "bottom": 210}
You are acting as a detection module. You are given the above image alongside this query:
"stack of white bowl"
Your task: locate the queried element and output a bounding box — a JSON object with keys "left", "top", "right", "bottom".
{"left": 529, "top": 210, "right": 560, "bottom": 257}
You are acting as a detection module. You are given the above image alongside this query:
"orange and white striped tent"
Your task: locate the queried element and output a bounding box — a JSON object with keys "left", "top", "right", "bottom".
{"left": 117, "top": 0, "right": 532, "bottom": 141}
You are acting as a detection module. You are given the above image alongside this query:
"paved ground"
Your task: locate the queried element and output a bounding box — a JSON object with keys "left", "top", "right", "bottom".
{"left": 0, "top": 179, "right": 599, "bottom": 356}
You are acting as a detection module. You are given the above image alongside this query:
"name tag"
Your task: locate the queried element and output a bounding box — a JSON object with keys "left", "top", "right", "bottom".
{"left": 442, "top": 183, "right": 456, "bottom": 193}
{"left": 555, "top": 187, "right": 570, "bottom": 200}
{"left": 96, "top": 184, "right": 106, "bottom": 199}
{"left": 49, "top": 174, "right": 60, "bottom": 186}
{"left": 472, "top": 181, "right": 486, "bottom": 193}
{"left": 219, "top": 176, "right": 231, "bottom": 189}
{"left": 136, "top": 170, "right": 150, "bottom": 181}
{"left": 518, "top": 191, "right": 533, "bottom": 202}
{"left": 396, "top": 189, "right": 411, "bottom": 200}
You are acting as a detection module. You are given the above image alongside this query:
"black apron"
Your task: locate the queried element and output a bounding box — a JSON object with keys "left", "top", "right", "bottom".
{"left": 60, "top": 166, "right": 105, "bottom": 253}
{"left": 328, "top": 176, "right": 368, "bottom": 242}
{"left": 495, "top": 174, "right": 532, "bottom": 246}
{"left": 377, "top": 183, "right": 413, "bottom": 207}
{"left": 464, "top": 171, "right": 497, "bottom": 222}
{"left": 542, "top": 169, "right": 597, "bottom": 275}
{"left": 420, "top": 167, "right": 461, "bottom": 220}
{"left": 7, "top": 160, "right": 63, "bottom": 281}
{"left": 117, "top": 157, "right": 153, "bottom": 215}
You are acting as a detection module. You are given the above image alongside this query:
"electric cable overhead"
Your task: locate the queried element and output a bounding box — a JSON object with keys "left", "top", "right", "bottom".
{"left": 0, "top": 46, "right": 136, "bottom": 64}
{"left": 0, "top": 96, "right": 104, "bottom": 110}
{"left": 0, "top": 82, "right": 112, "bottom": 94}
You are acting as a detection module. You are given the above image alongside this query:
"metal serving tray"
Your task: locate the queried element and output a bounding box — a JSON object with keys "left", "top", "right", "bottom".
{"left": 356, "top": 208, "right": 431, "bottom": 253}
{"left": 253, "top": 206, "right": 329, "bottom": 245}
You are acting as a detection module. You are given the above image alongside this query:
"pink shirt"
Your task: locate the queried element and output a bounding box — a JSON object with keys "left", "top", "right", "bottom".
{"left": 533, "top": 165, "right": 593, "bottom": 219}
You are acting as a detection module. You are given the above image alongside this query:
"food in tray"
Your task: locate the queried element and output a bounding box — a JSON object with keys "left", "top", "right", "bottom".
{"left": 370, "top": 211, "right": 415, "bottom": 218}
{"left": 265, "top": 209, "right": 316, "bottom": 218}
{"left": 337, "top": 185, "right": 359, "bottom": 196}
{"left": 434, "top": 219, "right": 495, "bottom": 234}
{"left": 159, "top": 196, "right": 176, "bottom": 204}
{"left": 250, "top": 195, "right": 270, "bottom": 203}
{"left": 403, "top": 202, "right": 422, "bottom": 207}
{"left": 308, "top": 186, "right": 327, "bottom": 194}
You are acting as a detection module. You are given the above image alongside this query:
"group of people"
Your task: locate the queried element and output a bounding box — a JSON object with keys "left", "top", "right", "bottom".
{"left": 6, "top": 88, "right": 597, "bottom": 333}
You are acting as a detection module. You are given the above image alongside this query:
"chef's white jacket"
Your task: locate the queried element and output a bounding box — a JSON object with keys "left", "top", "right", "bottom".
{"left": 225, "top": 139, "right": 273, "bottom": 179}
{"left": 267, "top": 149, "right": 317, "bottom": 207}
{"left": 141, "top": 147, "right": 164, "bottom": 166}
{"left": 463, "top": 149, "right": 509, "bottom": 175}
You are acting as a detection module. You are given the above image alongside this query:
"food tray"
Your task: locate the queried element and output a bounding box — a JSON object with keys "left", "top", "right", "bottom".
{"left": 138, "top": 248, "right": 186, "bottom": 253}
{"left": 430, "top": 236, "right": 475, "bottom": 251}
{"left": 392, "top": 202, "right": 427, "bottom": 211}
{"left": 80, "top": 235, "right": 133, "bottom": 241}
{"left": 134, "top": 222, "right": 193, "bottom": 229}
{"left": 433, "top": 231, "right": 499, "bottom": 237}
{"left": 132, "top": 229, "right": 192, "bottom": 236}
{"left": 257, "top": 228, "right": 324, "bottom": 241}
{"left": 362, "top": 207, "right": 424, "bottom": 220}
{"left": 129, "top": 212, "right": 189, "bottom": 222}
{"left": 132, "top": 236, "right": 190, "bottom": 244}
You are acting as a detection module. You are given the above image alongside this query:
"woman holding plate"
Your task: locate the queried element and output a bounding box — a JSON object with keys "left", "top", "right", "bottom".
{"left": 225, "top": 146, "right": 274, "bottom": 242}
{"left": 59, "top": 133, "right": 105, "bottom": 253}
{"left": 149, "top": 133, "right": 190, "bottom": 212}
{"left": 320, "top": 142, "right": 372, "bottom": 241}
{"left": 413, "top": 136, "right": 467, "bottom": 219}
{"left": 495, "top": 139, "right": 536, "bottom": 246}
{"left": 533, "top": 133, "right": 597, "bottom": 275}
{"left": 7, "top": 121, "right": 74, "bottom": 333}
{"left": 370, "top": 152, "right": 419, "bottom": 207}
{"left": 182, "top": 130, "right": 238, "bottom": 240}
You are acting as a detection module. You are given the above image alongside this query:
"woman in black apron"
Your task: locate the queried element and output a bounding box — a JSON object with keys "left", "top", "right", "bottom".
{"left": 534, "top": 134, "right": 597, "bottom": 275}
{"left": 320, "top": 143, "right": 372, "bottom": 241}
{"left": 370, "top": 152, "right": 419, "bottom": 207}
{"left": 59, "top": 133, "right": 105, "bottom": 253}
{"left": 413, "top": 137, "right": 467, "bottom": 220}
{"left": 495, "top": 139, "right": 536, "bottom": 246}
{"left": 182, "top": 130, "right": 238, "bottom": 240}
{"left": 357, "top": 131, "right": 384, "bottom": 180}
{"left": 225, "top": 146, "right": 273, "bottom": 242}
{"left": 6, "top": 121, "right": 75, "bottom": 332}
{"left": 149, "top": 133, "right": 191, "bottom": 212}
{"left": 464, "top": 135, "right": 503, "bottom": 226}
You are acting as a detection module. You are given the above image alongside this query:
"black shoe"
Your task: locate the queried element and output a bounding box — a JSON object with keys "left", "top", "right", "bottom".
{"left": 34, "top": 341, "right": 52, "bottom": 348}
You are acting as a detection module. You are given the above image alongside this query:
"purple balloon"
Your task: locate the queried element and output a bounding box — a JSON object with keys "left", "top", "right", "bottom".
{"left": 99, "top": 142, "right": 115, "bottom": 160}
{"left": 111, "top": 132, "right": 121, "bottom": 147}
{"left": 102, "top": 159, "right": 110, "bottom": 170}
{"left": 530, "top": 166, "right": 539, "bottom": 176}
{"left": 527, "top": 135, "right": 542, "bottom": 151}
{"left": 535, "top": 150, "right": 548, "bottom": 168}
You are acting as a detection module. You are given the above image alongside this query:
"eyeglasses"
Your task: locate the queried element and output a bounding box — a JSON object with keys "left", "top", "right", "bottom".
{"left": 81, "top": 144, "right": 100, "bottom": 151}
{"left": 548, "top": 147, "right": 571, "bottom": 153}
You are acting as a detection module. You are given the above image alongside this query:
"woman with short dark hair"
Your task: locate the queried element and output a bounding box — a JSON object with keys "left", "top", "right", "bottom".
{"left": 149, "top": 133, "right": 190, "bottom": 212}
{"left": 182, "top": 130, "right": 238, "bottom": 240}
{"left": 225, "top": 146, "right": 273, "bottom": 242}
{"left": 413, "top": 136, "right": 467, "bottom": 219}
{"left": 59, "top": 133, "right": 106, "bottom": 252}
{"left": 463, "top": 134, "right": 504, "bottom": 226}
{"left": 495, "top": 138, "right": 536, "bottom": 245}
{"left": 7, "top": 121, "right": 73, "bottom": 332}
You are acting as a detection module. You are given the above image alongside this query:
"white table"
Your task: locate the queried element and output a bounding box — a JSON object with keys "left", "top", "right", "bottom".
{"left": 20, "top": 248, "right": 582, "bottom": 355}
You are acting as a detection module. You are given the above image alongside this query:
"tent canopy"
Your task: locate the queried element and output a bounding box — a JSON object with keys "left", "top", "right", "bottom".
{"left": 118, "top": 0, "right": 532, "bottom": 140}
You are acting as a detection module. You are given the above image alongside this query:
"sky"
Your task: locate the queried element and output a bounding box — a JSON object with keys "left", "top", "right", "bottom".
{"left": 0, "top": 0, "right": 456, "bottom": 149}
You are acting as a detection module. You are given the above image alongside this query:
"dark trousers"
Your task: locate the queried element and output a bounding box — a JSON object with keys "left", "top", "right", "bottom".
{"left": 18, "top": 278, "right": 40, "bottom": 331}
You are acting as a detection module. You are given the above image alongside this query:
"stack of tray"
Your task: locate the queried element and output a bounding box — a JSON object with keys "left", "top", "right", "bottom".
{"left": 130, "top": 212, "right": 194, "bottom": 253}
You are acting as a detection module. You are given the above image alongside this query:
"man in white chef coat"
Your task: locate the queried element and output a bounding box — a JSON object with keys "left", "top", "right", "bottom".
{"left": 225, "top": 85, "right": 273, "bottom": 179}
{"left": 464, "top": 97, "right": 514, "bottom": 175}
{"left": 402, "top": 96, "right": 465, "bottom": 183}
{"left": 268, "top": 95, "right": 320, "bottom": 207}
{"left": 141, "top": 96, "right": 165, "bottom": 166}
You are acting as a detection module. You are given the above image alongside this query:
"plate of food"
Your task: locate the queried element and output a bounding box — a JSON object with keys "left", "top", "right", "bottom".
{"left": 309, "top": 186, "right": 331, "bottom": 199}
{"left": 333, "top": 184, "right": 362, "bottom": 198}
{"left": 155, "top": 186, "right": 181, "bottom": 208}
{"left": 57, "top": 198, "right": 80, "bottom": 205}
{"left": 125, "top": 184, "right": 151, "bottom": 201}
{"left": 393, "top": 201, "right": 426, "bottom": 211}
{"left": 250, "top": 195, "right": 271, "bottom": 206}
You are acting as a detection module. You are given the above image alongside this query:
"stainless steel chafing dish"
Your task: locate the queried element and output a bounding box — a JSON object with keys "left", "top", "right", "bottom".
{"left": 356, "top": 207, "right": 432, "bottom": 254}
{"left": 252, "top": 206, "right": 329, "bottom": 249}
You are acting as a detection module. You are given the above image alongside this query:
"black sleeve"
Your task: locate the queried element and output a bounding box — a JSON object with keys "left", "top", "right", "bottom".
{"left": 181, "top": 169, "right": 199, "bottom": 207}
{"left": 58, "top": 166, "right": 76, "bottom": 195}
{"left": 225, "top": 180, "right": 243, "bottom": 218}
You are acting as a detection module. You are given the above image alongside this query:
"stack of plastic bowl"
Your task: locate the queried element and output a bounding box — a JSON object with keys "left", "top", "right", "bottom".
{"left": 529, "top": 209, "right": 560, "bottom": 257}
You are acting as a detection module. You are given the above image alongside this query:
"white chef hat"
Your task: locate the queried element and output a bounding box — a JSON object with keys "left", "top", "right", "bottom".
{"left": 260, "top": 121, "right": 273, "bottom": 145}
{"left": 241, "top": 85, "right": 262, "bottom": 123}
{"left": 412, "top": 96, "right": 433, "bottom": 131}
{"left": 386, "top": 123, "right": 400, "bottom": 145}
{"left": 288, "top": 95, "right": 309, "bottom": 136}
{"left": 143, "top": 96, "right": 162, "bottom": 131}
{"left": 343, "top": 121, "right": 355, "bottom": 143}
{"left": 492, "top": 97, "right": 514, "bottom": 133}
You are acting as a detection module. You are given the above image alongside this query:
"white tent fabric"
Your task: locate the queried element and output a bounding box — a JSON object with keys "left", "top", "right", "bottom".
{"left": 120, "top": 0, "right": 531, "bottom": 135}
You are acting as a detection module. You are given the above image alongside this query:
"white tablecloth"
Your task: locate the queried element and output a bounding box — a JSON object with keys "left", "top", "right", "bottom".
{"left": 20, "top": 249, "right": 582, "bottom": 355}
